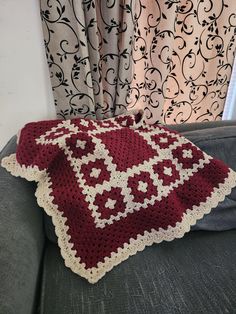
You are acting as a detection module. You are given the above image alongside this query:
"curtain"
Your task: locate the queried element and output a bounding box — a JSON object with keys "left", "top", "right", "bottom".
{"left": 223, "top": 55, "right": 236, "bottom": 120}
{"left": 40, "top": 0, "right": 134, "bottom": 120}
{"left": 40, "top": 0, "right": 236, "bottom": 123}
{"left": 130, "top": 1, "right": 236, "bottom": 124}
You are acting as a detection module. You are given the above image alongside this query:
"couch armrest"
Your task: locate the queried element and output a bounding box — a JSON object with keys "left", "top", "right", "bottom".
{"left": 169, "top": 121, "right": 236, "bottom": 171}
{"left": 167, "top": 120, "right": 236, "bottom": 133}
{"left": 169, "top": 121, "right": 236, "bottom": 231}
{"left": 0, "top": 136, "right": 45, "bottom": 314}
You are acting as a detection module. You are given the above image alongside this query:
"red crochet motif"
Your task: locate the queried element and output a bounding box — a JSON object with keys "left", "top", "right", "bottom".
{"left": 2, "top": 112, "right": 236, "bottom": 283}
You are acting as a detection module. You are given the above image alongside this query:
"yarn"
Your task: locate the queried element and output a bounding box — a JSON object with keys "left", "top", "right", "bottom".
{"left": 2, "top": 112, "right": 236, "bottom": 283}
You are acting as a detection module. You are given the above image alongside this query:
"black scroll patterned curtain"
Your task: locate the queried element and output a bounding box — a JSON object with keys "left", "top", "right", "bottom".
{"left": 40, "top": 0, "right": 236, "bottom": 124}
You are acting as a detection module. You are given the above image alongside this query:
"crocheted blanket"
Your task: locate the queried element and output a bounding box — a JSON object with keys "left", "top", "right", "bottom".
{"left": 2, "top": 112, "right": 236, "bottom": 283}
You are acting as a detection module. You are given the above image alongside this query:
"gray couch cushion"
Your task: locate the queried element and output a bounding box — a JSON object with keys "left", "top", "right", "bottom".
{"left": 44, "top": 122, "right": 236, "bottom": 243}
{"left": 0, "top": 136, "right": 45, "bottom": 314}
{"left": 39, "top": 230, "right": 236, "bottom": 314}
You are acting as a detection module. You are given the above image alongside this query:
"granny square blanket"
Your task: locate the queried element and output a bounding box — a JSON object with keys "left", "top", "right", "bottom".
{"left": 2, "top": 112, "right": 236, "bottom": 283}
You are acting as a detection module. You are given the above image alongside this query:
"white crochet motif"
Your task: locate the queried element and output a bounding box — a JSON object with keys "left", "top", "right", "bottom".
{"left": 182, "top": 149, "right": 193, "bottom": 159}
{"left": 76, "top": 140, "right": 86, "bottom": 150}
{"left": 159, "top": 137, "right": 168, "bottom": 143}
{"left": 105, "top": 198, "right": 117, "bottom": 210}
{"left": 163, "top": 166, "right": 172, "bottom": 176}
{"left": 137, "top": 181, "right": 148, "bottom": 193}
{"left": 90, "top": 168, "right": 101, "bottom": 179}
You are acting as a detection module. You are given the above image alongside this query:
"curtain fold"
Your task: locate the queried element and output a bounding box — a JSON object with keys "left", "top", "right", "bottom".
{"left": 40, "top": 0, "right": 134, "bottom": 120}
{"left": 130, "top": 0, "right": 236, "bottom": 124}
{"left": 40, "top": 0, "right": 236, "bottom": 123}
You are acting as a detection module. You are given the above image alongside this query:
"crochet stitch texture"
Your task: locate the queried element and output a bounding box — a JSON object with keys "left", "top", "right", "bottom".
{"left": 2, "top": 112, "right": 236, "bottom": 283}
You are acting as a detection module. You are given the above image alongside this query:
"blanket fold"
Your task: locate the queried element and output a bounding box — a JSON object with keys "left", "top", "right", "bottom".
{"left": 2, "top": 112, "right": 236, "bottom": 283}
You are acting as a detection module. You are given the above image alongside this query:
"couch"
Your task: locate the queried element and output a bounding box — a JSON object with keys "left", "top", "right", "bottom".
{"left": 0, "top": 121, "right": 236, "bottom": 314}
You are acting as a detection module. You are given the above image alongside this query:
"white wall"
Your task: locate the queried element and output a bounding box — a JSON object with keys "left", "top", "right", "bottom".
{"left": 0, "top": 0, "right": 55, "bottom": 150}
{"left": 223, "top": 56, "right": 236, "bottom": 120}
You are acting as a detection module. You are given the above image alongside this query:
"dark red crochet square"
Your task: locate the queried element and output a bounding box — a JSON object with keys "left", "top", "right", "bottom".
{"left": 98, "top": 128, "right": 157, "bottom": 171}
